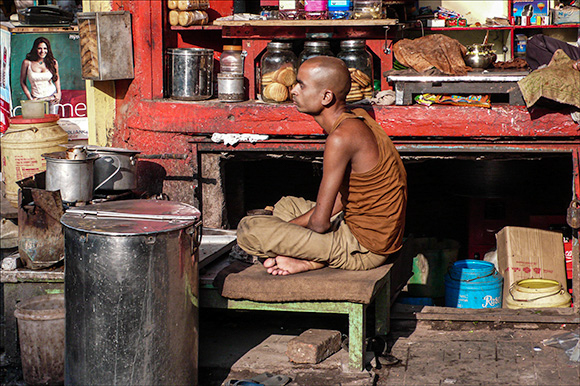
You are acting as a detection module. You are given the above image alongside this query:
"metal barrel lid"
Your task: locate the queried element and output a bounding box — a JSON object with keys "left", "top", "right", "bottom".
{"left": 61, "top": 199, "right": 201, "bottom": 236}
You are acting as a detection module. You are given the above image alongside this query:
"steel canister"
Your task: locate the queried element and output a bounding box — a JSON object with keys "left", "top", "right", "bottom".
{"left": 217, "top": 73, "right": 245, "bottom": 102}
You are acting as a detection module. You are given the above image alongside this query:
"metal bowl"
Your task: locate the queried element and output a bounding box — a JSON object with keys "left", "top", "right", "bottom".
{"left": 464, "top": 54, "right": 495, "bottom": 69}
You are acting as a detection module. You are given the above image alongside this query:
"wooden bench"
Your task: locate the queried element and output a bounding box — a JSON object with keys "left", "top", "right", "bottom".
{"left": 200, "top": 247, "right": 413, "bottom": 370}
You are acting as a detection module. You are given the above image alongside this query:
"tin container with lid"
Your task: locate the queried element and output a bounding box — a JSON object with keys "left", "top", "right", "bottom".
{"left": 61, "top": 199, "right": 201, "bottom": 386}
{"left": 218, "top": 73, "right": 245, "bottom": 102}
{"left": 299, "top": 41, "right": 333, "bottom": 65}
{"left": 167, "top": 47, "right": 214, "bottom": 100}
{"left": 337, "top": 39, "right": 374, "bottom": 102}
{"left": 260, "top": 41, "right": 298, "bottom": 103}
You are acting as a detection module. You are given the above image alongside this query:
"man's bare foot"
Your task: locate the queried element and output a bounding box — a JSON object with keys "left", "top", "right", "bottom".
{"left": 266, "top": 256, "right": 325, "bottom": 275}
{"left": 263, "top": 257, "right": 277, "bottom": 269}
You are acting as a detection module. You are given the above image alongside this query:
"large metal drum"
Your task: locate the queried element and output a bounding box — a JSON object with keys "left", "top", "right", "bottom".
{"left": 61, "top": 200, "right": 202, "bottom": 386}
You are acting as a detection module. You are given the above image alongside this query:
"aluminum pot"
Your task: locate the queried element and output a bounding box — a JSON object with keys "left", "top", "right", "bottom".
{"left": 42, "top": 151, "right": 120, "bottom": 203}
{"left": 87, "top": 146, "right": 140, "bottom": 191}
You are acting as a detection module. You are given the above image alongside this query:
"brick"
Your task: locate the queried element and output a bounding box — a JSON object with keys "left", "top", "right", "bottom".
{"left": 286, "top": 329, "right": 342, "bottom": 364}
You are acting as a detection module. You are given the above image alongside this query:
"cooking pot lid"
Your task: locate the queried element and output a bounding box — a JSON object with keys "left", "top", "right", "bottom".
{"left": 86, "top": 146, "right": 141, "bottom": 155}
{"left": 61, "top": 199, "right": 201, "bottom": 235}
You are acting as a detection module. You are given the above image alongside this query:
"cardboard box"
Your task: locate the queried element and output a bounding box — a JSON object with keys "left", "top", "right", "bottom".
{"left": 496, "top": 226, "right": 567, "bottom": 308}
{"left": 552, "top": 6, "right": 580, "bottom": 25}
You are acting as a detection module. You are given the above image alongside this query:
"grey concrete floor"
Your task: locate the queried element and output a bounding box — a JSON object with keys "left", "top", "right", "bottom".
{"left": 199, "top": 309, "right": 580, "bottom": 386}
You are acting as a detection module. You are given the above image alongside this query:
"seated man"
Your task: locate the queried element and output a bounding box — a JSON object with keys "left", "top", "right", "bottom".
{"left": 237, "top": 57, "right": 407, "bottom": 275}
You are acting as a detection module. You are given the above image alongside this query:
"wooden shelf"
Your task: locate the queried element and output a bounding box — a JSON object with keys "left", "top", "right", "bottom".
{"left": 170, "top": 25, "right": 222, "bottom": 31}
{"left": 213, "top": 19, "right": 398, "bottom": 27}
{"left": 512, "top": 23, "right": 580, "bottom": 29}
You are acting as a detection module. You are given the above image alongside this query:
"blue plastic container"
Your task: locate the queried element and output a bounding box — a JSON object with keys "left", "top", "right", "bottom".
{"left": 444, "top": 260, "right": 503, "bottom": 309}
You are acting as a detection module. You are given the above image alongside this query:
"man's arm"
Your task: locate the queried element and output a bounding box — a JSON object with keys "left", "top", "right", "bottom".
{"left": 307, "top": 130, "right": 354, "bottom": 233}
{"left": 289, "top": 192, "right": 344, "bottom": 228}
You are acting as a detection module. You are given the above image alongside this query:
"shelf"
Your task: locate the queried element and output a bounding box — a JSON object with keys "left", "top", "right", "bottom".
{"left": 170, "top": 25, "right": 222, "bottom": 31}
{"left": 413, "top": 24, "right": 579, "bottom": 31}
{"left": 213, "top": 19, "right": 398, "bottom": 27}
{"left": 423, "top": 26, "right": 513, "bottom": 31}
{"left": 512, "top": 24, "right": 580, "bottom": 29}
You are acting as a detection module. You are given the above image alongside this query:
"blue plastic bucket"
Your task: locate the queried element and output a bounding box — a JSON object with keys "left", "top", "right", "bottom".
{"left": 444, "top": 260, "right": 503, "bottom": 309}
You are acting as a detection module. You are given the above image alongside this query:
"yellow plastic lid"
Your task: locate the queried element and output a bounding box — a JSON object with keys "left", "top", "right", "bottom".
{"left": 223, "top": 45, "right": 242, "bottom": 51}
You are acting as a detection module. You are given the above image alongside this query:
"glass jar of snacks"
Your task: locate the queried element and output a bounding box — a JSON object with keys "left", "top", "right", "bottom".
{"left": 260, "top": 41, "right": 298, "bottom": 103}
{"left": 298, "top": 41, "right": 333, "bottom": 65}
{"left": 352, "top": 0, "right": 382, "bottom": 19}
{"left": 337, "top": 39, "right": 374, "bottom": 102}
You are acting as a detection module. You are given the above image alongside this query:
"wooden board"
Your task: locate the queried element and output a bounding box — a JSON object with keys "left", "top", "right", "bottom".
{"left": 1, "top": 22, "right": 78, "bottom": 33}
{"left": 392, "top": 303, "right": 580, "bottom": 324}
{"left": 213, "top": 19, "right": 398, "bottom": 27}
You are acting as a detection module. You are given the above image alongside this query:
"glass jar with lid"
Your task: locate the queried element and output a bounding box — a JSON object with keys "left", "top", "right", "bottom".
{"left": 337, "top": 39, "right": 374, "bottom": 102}
{"left": 220, "top": 45, "right": 246, "bottom": 74}
{"left": 352, "top": 0, "right": 382, "bottom": 19}
{"left": 298, "top": 41, "right": 333, "bottom": 65}
{"left": 260, "top": 41, "right": 298, "bottom": 103}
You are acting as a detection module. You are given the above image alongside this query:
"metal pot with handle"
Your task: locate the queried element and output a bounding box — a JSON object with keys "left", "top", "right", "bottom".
{"left": 87, "top": 146, "right": 141, "bottom": 192}
{"left": 42, "top": 151, "right": 121, "bottom": 203}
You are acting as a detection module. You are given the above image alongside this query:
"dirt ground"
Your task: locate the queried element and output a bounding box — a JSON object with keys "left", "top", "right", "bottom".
{"left": 2, "top": 308, "right": 579, "bottom": 386}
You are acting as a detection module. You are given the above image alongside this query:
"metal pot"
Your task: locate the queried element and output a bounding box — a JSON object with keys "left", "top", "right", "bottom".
{"left": 43, "top": 151, "right": 120, "bottom": 203}
{"left": 464, "top": 44, "right": 497, "bottom": 69}
{"left": 87, "top": 146, "right": 140, "bottom": 191}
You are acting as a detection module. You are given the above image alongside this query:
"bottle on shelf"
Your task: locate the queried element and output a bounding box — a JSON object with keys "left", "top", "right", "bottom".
{"left": 352, "top": 0, "right": 382, "bottom": 19}
{"left": 260, "top": 0, "right": 280, "bottom": 19}
{"left": 220, "top": 45, "right": 246, "bottom": 74}
{"left": 337, "top": 39, "right": 374, "bottom": 102}
{"left": 304, "top": 0, "right": 329, "bottom": 20}
{"left": 328, "top": 0, "right": 352, "bottom": 20}
{"left": 260, "top": 41, "right": 298, "bottom": 103}
{"left": 279, "top": 0, "right": 304, "bottom": 20}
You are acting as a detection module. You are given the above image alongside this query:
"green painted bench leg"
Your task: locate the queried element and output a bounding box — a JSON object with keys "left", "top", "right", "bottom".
{"left": 374, "top": 274, "right": 391, "bottom": 336}
{"left": 348, "top": 303, "right": 366, "bottom": 370}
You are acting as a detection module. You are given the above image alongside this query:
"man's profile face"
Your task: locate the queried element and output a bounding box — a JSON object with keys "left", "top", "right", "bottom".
{"left": 291, "top": 64, "right": 324, "bottom": 115}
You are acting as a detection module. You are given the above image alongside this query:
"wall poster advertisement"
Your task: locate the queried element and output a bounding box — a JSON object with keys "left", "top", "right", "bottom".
{"left": 0, "top": 28, "right": 11, "bottom": 133}
{"left": 5, "top": 30, "right": 88, "bottom": 140}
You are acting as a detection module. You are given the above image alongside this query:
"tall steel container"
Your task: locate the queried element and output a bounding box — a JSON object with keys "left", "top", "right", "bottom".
{"left": 60, "top": 200, "right": 202, "bottom": 386}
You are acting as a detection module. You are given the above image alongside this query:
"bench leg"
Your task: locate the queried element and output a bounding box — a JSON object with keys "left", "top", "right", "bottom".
{"left": 348, "top": 303, "right": 366, "bottom": 370}
{"left": 374, "top": 275, "right": 391, "bottom": 336}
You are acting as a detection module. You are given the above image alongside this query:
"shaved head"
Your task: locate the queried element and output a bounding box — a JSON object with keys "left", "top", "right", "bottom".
{"left": 300, "top": 56, "right": 351, "bottom": 101}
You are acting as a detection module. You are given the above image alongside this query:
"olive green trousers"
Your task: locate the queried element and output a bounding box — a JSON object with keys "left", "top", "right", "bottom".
{"left": 236, "top": 196, "right": 387, "bottom": 270}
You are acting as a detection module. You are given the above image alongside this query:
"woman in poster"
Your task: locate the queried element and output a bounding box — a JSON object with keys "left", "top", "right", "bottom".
{"left": 19, "top": 37, "right": 61, "bottom": 114}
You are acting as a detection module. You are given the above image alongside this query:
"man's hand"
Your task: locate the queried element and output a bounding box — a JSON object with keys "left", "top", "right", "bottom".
{"left": 574, "top": 60, "right": 580, "bottom": 71}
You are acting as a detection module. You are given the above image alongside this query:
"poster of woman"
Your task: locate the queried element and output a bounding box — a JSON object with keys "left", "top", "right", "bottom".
{"left": 20, "top": 36, "right": 61, "bottom": 114}
{"left": 5, "top": 31, "right": 88, "bottom": 139}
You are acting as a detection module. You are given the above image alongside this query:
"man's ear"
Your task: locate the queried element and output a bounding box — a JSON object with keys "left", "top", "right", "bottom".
{"left": 321, "top": 89, "right": 335, "bottom": 107}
